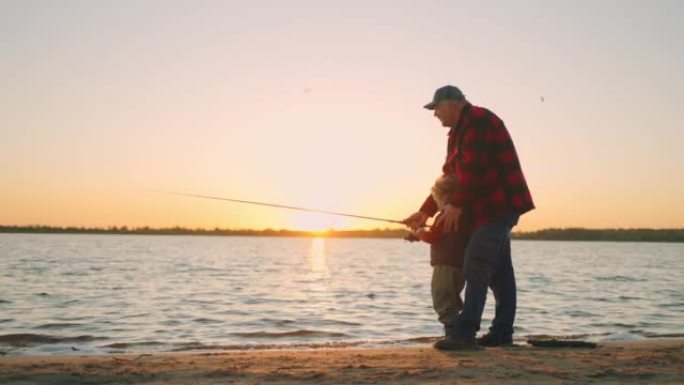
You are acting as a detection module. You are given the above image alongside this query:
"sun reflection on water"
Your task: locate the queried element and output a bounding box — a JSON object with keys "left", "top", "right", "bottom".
{"left": 308, "top": 237, "right": 330, "bottom": 278}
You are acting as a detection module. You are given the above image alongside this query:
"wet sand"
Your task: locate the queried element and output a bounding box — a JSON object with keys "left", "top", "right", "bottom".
{"left": 1, "top": 339, "right": 682, "bottom": 384}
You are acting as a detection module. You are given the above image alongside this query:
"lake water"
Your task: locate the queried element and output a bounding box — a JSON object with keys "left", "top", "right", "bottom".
{"left": 1, "top": 234, "right": 682, "bottom": 356}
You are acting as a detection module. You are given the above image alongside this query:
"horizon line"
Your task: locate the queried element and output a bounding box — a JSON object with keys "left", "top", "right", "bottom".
{"left": 2, "top": 224, "right": 684, "bottom": 233}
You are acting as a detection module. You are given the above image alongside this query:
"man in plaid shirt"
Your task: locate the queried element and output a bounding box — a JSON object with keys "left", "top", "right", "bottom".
{"left": 404, "top": 85, "right": 534, "bottom": 350}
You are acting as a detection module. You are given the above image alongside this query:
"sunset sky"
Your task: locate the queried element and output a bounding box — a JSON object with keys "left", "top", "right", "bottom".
{"left": 2, "top": 1, "right": 683, "bottom": 231}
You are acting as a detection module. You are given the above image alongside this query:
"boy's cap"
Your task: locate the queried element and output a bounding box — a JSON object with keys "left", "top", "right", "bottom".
{"left": 423, "top": 85, "right": 465, "bottom": 110}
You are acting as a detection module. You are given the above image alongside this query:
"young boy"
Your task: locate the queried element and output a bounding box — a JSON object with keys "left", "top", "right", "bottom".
{"left": 411, "top": 175, "right": 472, "bottom": 338}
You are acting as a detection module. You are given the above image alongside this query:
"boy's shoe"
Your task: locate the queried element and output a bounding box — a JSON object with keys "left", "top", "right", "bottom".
{"left": 433, "top": 336, "right": 481, "bottom": 351}
{"left": 476, "top": 333, "right": 513, "bottom": 347}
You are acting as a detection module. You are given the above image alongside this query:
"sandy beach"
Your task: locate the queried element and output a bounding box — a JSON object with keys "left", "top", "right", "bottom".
{"left": 1, "top": 339, "right": 682, "bottom": 385}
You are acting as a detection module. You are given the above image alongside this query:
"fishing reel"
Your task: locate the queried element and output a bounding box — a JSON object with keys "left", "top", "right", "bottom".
{"left": 403, "top": 222, "right": 441, "bottom": 243}
{"left": 404, "top": 230, "right": 421, "bottom": 242}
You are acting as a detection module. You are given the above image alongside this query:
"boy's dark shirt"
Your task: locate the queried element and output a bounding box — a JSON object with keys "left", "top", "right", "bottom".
{"left": 428, "top": 212, "right": 472, "bottom": 267}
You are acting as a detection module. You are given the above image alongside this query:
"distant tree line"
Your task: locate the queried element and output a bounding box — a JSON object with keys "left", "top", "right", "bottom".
{"left": 0, "top": 225, "right": 406, "bottom": 239}
{"left": 1, "top": 225, "right": 683, "bottom": 242}
{"left": 511, "top": 228, "right": 684, "bottom": 242}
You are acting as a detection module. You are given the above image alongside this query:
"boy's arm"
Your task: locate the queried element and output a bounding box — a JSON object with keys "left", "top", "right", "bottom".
{"left": 419, "top": 194, "right": 438, "bottom": 217}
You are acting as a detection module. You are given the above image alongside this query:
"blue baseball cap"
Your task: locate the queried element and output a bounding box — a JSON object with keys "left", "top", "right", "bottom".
{"left": 423, "top": 85, "right": 465, "bottom": 110}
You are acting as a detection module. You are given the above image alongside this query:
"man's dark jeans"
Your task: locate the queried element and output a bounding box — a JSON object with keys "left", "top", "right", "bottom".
{"left": 452, "top": 214, "right": 519, "bottom": 341}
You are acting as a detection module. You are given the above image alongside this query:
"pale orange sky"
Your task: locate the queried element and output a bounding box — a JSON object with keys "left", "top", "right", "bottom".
{"left": 2, "top": 1, "right": 683, "bottom": 231}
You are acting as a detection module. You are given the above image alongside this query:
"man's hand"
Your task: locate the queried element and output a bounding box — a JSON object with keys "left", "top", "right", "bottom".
{"left": 402, "top": 211, "right": 429, "bottom": 230}
{"left": 434, "top": 205, "right": 462, "bottom": 234}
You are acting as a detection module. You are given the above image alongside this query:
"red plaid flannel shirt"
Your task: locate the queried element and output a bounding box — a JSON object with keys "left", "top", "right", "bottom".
{"left": 420, "top": 103, "right": 534, "bottom": 227}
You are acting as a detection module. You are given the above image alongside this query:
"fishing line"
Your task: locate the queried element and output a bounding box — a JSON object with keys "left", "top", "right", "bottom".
{"left": 149, "top": 190, "right": 408, "bottom": 226}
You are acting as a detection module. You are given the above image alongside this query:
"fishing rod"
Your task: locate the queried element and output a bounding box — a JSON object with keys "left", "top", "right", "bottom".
{"left": 150, "top": 190, "right": 408, "bottom": 226}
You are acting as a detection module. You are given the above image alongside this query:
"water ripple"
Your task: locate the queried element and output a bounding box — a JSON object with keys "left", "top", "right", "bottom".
{"left": 33, "top": 323, "right": 84, "bottom": 330}
{"left": 231, "top": 330, "right": 349, "bottom": 338}
{"left": 0, "top": 333, "right": 107, "bottom": 347}
{"left": 594, "top": 275, "right": 647, "bottom": 282}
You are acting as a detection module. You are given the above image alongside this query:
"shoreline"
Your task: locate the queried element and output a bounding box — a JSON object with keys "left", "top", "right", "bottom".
{"left": 1, "top": 338, "right": 682, "bottom": 384}
{"left": 5, "top": 333, "right": 683, "bottom": 357}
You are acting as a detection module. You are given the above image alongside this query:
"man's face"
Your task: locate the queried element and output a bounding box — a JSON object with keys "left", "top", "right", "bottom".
{"left": 434, "top": 100, "right": 461, "bottom": 127}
